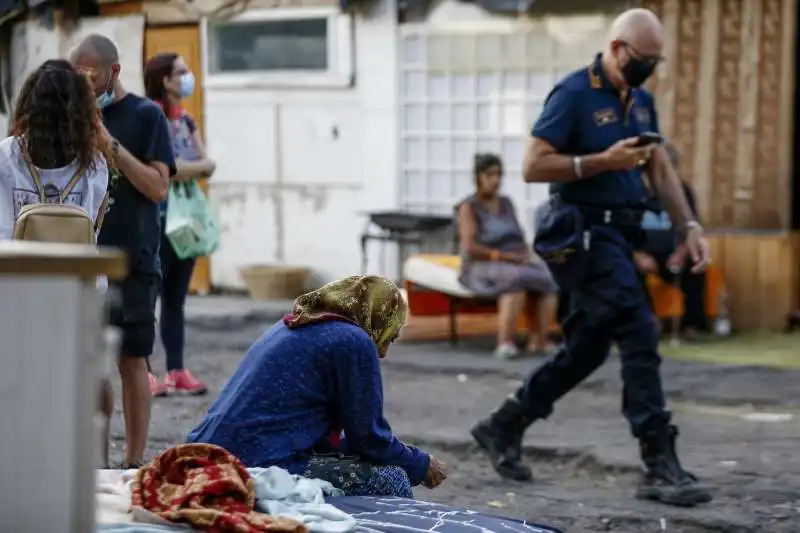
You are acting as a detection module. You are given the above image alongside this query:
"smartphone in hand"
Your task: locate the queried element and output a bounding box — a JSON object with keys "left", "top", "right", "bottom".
{"left": 635, "top": 132, "right": 663, "bottom": 147}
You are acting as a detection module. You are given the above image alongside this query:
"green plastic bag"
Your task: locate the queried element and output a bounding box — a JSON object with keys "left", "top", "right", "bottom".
{"left": 165, "top": 181, "right": 220, "bottom": 260}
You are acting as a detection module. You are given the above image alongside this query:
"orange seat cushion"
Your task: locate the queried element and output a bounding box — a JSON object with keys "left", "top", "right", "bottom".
{"left": 646, "top": 264, "right": 725, "bottom": 319}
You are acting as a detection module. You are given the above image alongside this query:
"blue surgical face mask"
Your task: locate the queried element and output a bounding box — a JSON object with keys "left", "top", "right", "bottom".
{"left": 96, "top": 90, "right": 114, "bottom": 109}
{"left": 96, "top": 72, "right": 115, "bottom": 109}
{"left": 179, "top": 72, "right": 195, "bottom": 99}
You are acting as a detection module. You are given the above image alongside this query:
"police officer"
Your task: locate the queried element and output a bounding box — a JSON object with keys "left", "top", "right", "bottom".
{"left": 470, "top": 9, "right": 713, "bottom": 507}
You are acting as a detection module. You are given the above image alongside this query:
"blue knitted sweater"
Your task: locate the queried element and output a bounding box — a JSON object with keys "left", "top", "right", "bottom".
{"left": 186, "top": 320, "right": 430, "bottom": 485}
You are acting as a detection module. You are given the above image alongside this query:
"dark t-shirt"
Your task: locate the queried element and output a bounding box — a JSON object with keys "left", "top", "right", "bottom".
{"left": 100, "top": 93, "right": 176, "bottom": 277}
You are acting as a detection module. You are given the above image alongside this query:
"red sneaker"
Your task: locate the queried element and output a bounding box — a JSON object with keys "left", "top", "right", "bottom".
{"left": 165, "top": 369, "right": 208, "bottom": 396}
{"left": 149, "top": 373, "right": 168, "bottom": 398}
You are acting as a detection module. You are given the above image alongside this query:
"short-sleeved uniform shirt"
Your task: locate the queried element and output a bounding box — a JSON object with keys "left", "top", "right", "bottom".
{"left": 101, "top": 93, "right": 176, "bottom": 277}
{"left": 533, "top": 54, "right": 660, "bottom": 209}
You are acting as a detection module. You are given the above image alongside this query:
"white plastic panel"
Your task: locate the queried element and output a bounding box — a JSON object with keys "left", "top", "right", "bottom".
{"left": 399, "top": 17, "right": 612, "bottom": 235}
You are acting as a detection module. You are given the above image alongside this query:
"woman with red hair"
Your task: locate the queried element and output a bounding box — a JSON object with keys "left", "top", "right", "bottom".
{"left": 144, "top": 52, "right": 216, "bottom": 397}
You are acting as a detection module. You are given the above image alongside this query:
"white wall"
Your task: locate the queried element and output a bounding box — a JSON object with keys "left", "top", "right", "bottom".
{"left": 206, "top": 2, "right": 399, "bottom": 289}
{"left": 6, "top": 13, "right": 144, "bottom": 139}
{"left": 10, "top": 15, "right": 145, "bottom": 99}
{"left": 397, "top": 0, "right": 613, "bottom": 251}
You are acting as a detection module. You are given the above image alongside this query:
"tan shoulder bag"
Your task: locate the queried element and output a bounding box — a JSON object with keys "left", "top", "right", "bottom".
{"left": 12, "top": 156, "right": 107, "bottom": 244}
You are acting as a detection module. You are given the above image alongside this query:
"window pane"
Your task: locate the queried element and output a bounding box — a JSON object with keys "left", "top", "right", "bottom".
{"left": 210, "top": 18, "right": 328, "bottom": 73}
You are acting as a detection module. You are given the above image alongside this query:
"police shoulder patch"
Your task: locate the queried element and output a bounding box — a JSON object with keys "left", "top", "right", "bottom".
{"left": 593, "top": 108, "right": 618, "bottom": 126}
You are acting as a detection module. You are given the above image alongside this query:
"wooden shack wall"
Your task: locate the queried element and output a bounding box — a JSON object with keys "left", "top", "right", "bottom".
{"left": 636, "top": 0, "right": 800, "bottom": 330}
{"left": 640, "top": 0, "right": 796, "bottom": 231}
{"left": 707, "top": 232, "right": 800, "bottom": 330}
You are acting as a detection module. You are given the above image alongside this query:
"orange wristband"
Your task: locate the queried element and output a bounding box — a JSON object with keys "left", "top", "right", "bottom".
{"left": 490, "top": 250, "right": 500, "bottom": 261}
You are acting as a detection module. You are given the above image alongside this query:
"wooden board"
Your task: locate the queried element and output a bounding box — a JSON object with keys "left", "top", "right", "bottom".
{"left": 144, "top": 24, "right": 211, "bottom": 295}
{"left": 707, "top": 231, "right": 800, "bottom": 330}
{"left": 640, "top": 0, "right": 797, "bottom": 230}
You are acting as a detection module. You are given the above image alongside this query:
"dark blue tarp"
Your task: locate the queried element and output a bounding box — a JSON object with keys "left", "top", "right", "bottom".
{"left": 329, "top": 496, "right": 563, "bottom": 533}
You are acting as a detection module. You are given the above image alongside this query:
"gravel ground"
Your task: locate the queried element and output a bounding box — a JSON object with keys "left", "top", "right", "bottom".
{"left": 106, "top": 317, "right": 800, "bottom": 533}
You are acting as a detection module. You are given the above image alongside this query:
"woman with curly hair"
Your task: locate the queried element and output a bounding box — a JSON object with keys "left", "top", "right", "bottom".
{"left": 0, "top": 58, "right": 110, "bottom": 238}
{"left": 143, "top": 52, "right": 216, "bottom": 397}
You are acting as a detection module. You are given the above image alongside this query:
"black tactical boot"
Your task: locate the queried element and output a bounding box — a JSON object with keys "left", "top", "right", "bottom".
{"left": 470, "top": 396, "right": 534, "bottom": 481}
{"left": 636, "top": 425, "right": 713, "bottom": 507}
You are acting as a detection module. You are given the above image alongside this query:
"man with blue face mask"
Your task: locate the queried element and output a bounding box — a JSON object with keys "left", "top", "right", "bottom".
{"left": 70, "top": 34, "right": 176, "bottom": 469}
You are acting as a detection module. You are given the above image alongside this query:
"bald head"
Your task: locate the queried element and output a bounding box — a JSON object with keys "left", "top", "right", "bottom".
{"left": 609, "top": 9, "right": 663, "bottom": 54}
{"left": 603, "top": 9, "right": 664, "bottom": 89}
{"left": 69, "top": 34, "right": 121, "bottom": 98}
{"left": 69, "top": 34, "right": 119, "bottom": 68}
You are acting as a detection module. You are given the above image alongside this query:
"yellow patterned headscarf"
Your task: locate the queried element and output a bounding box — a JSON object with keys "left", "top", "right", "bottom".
{"left": 283, "top": 275, "right": 407, "bottom": 357}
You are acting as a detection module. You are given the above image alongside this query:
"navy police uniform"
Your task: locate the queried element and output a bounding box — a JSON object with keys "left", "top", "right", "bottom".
{"left": 471, "top": 54, "right": 712, "bottom": 507}
{"left": 526, "top": 54, "right": 668, "bottom": 436}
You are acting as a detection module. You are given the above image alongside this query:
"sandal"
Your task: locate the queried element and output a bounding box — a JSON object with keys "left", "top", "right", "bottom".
{"left": 493, "top": 343, "right": 521, "bottom": 360}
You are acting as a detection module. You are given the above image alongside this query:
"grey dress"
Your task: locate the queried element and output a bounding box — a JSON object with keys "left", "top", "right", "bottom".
{"left": 459, "top": 195, "right": 559, "bottom": 296}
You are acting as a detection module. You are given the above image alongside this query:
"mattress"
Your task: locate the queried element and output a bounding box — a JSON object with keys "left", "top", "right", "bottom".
{"left": 331, "top": 496, "right": 563, "bottom": 533}
{"left": 403, "top": 255, "right": 475, "bottom": 298}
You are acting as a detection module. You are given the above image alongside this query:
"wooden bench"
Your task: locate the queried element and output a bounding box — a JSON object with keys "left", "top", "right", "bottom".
{"left": 404, "top": 253, "right": 726, "bottom": 344}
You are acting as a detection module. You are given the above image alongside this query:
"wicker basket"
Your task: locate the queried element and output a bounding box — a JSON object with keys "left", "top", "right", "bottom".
{"left": 239, "top": 264, "right": 311, "bottom": 301}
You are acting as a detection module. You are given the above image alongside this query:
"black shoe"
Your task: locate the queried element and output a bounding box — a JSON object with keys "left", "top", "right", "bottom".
{"left": 635, "top": 425, "right": 713, "bottom": 507}
{"left": 470, "top": 397, "right": 533, "bottom": 482}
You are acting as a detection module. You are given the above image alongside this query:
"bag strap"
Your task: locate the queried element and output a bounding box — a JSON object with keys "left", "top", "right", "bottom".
{"left": 59, "top": 168, "right": 86, "bottom": 203}
{"left": 94, "top": 192, "right": 110, "bottom": 233}
{"left": 22, "top": 147, "right": 87, "bottom": 204}
{"left": 23, "top": 156, "right": 46, "bottom": 203}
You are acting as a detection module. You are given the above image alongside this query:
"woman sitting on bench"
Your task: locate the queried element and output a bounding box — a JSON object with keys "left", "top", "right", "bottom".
{"left": 457, "top": 153, "right": 559, "bottom": 359}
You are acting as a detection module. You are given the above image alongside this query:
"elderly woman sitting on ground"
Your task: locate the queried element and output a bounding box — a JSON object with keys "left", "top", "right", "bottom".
{"left": 187, "top": 275, "right": 447, "bottom": 497}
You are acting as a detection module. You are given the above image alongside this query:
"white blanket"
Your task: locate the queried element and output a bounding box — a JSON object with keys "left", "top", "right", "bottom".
{"left": 250, "top": 466, "right": 355, "bottom": 533}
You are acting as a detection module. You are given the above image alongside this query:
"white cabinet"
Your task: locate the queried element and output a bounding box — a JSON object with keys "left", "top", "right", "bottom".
{"left": 0, "top": 242, "right": 126, "bottom": 533}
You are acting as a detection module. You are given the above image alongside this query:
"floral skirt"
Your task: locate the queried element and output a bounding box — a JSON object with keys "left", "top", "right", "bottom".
{"left": 303, "top": 455, "right": 413, "bottom": 498}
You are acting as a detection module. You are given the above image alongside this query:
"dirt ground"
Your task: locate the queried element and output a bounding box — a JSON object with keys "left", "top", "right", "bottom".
{"left": 108, "top": 315, "right": 800, "bottom": 533}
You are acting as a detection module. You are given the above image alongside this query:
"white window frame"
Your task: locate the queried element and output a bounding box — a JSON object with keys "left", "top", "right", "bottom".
{"left": 201, "top": 7, "right": 354, "bottom": 90}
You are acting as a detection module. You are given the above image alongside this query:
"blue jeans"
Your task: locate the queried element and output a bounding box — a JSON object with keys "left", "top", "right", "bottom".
{"left": 159, "top": 231, "right": 196, "bottom": 372}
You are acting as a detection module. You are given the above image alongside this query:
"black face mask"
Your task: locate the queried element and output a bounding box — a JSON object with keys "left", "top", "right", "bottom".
{"left": 620, "top": 57, "right": 656, "bottom": 88}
